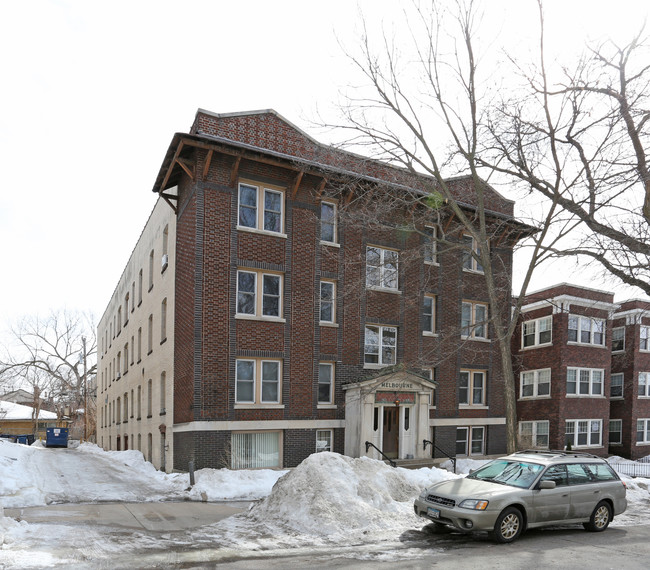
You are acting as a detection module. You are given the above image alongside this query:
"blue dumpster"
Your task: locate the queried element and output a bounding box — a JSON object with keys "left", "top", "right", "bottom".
{"left": 45, "top": 427, "right": 69, "bottom": 448}
{"left": 16, "top": 434, "right": 35, "bottom": 445}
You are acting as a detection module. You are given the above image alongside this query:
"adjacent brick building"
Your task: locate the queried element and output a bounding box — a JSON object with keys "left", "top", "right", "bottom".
{"left": 512, "top": 282, "right": 650, "bottom": 460}
{"left": 610, "top": 299, "right": 650, "bottom": 459}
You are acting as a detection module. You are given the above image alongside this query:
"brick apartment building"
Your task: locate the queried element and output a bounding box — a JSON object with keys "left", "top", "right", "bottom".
{"left": 514, "top": 284, "right": 618, "bottom": 456}
{"left": 114, "top": 108, "right": 532, "bottom": 472}
{"left": 610, "top": 299, "right": 650, "bottom": 459}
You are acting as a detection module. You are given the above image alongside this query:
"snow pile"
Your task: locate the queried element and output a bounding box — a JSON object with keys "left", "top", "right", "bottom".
{"left": 247, "top": 452, "right": 458, "bottom": 538}
{"left": 190, "top": 467, "right": 288, "bottom": 501}
{"left": 0, "top": 439, "right": 188, "bottom": 507}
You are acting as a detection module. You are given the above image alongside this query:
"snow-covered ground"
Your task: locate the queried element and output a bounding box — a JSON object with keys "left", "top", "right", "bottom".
{"left": 1, "top": 439, "right": 650, "bottom": 568}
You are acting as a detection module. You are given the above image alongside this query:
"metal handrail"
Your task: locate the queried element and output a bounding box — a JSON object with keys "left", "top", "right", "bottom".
{"left": 365, "top": 441, "right": 397, "bottom": 467}
{"left": 423, "top": 439, "right": 457, "bottom": 474}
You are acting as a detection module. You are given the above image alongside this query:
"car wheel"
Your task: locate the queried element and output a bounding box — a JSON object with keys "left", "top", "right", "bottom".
{"left": 584, "top": 501, "right": 612, "bottom": 532}
{"left": 493, "top": 507, "right": 523, "bottom": 543}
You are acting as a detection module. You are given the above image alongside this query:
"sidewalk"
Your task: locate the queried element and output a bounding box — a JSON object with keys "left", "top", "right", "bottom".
{"left": 4, "top": 501, "right": 249, "bottom": 532}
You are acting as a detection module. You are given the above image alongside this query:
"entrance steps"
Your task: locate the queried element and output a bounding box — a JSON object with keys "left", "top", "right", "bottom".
{"left": 389, "top": 457, "right": 454, "bottom": 471}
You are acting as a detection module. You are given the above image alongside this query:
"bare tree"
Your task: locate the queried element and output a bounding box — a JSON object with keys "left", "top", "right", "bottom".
{"left": 482, "top": 1, "right": 650, "bottom": 294}
{"left": 0, "top": 309, "right": 97, "bottom": 438}
{"left": 330, "top": 0, "right": 624, "bottom": 452}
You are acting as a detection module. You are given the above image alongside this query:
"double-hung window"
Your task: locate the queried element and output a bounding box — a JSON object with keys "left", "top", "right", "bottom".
{"left": 461, "top": 301, "right": 488, "bottom": 339}
{"left": 641, "top": 326, "right": 650, "bottom": 351}
{"left": 610, "top": 373, "right": 624, "bottom": 398}
{"left": 235, "top": 359, "right": 281, "bottom": 404}
{"left": 566, "top": 419, "right": 602, "bottom": 448}
{"left": 459, "top": 369, "right": 486, "bottom": 406}
{"left": 462, "top": 234, "right": 484, "bottom": 273}
{"left": 568, "top": 315, "right": 605, "bottom": 346}
{"left": 424, "top": 226, "right": 438, "bottom": 264}
{"left": 522, "top": 316, "right": 552, "bottom": 348}
{"left": 318, "top": 363, "right": 334, "bottom": 404}
{"left": 364, "top": 325, "right": 397, "bottom": 366}
{"left": 456, "top": 426, "right": 484, "bottom": 456}
{"left": 316, "top": 429, "right": 333, "bottom": 452}
{"left": 423, "top": 294, "right": 436, "bottom": 334}
{"left": 612, "top": 327, "right": 625, "bottom": 352}
{"left": 609, "top": 419, "right": 622, "bottom": 445}
{"left": 236, "top": 270, "right": 282, "bottom": 319}
{"left": 638, "top": 372, "right": 650, "bottom": 397}
{"left": 238, "top": 182, "right": 284, "bottom": 234}
{"left": 636, "top": 419, "right": 650, "bottom": 444}
{"left": 519, "top": 421, "right": 549, "bottom": 448}
{"left": 566, "top": 368, "right": 603, "bottom": 396}
{"left": 520, "top": 369, "right": 551, "bottom": 398}
{"left": 320, "top": 281, "right": 335, "bottom": 323}
{"left": 366, "top": 246, "right": 398, "bottom": 290}
{"left": 320, "top": 202, "right": 337, "bottom": 243}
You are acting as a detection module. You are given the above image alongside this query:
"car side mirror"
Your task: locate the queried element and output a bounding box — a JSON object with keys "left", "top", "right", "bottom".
{"left": 539, "top": 480, "right": 556, "bottom": 490}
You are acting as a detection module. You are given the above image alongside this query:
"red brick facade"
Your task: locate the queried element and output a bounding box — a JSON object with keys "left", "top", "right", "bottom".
{"left": 154, "top": 109, "right": 524, "bottom": 470}
{"left": 514, "top": 284, "right": 650, "bottom": 459}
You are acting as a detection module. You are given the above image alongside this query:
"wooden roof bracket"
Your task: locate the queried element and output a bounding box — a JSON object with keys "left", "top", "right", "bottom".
{"left": 202, "top": 149, "right": 213, "bottom": 180}
{"left": 160, "top": 140, "right": 185, "bottom": 190}
{"left": 443, "top": 211, "right": 456, "bottom": 233}
{"left": 159, "top": 192, "right": 178, "bottom": 214}
{"left": 316, "top": 177, "right": 327, "bottom": 199}
{"left": 176, "top": 157, "right": 195, "bottom": 181}
{"left": 291, "top": 171, "right": 304, "bottom": 200}
{"left": 230, "top": 155, "right": 242, "bottom": 187}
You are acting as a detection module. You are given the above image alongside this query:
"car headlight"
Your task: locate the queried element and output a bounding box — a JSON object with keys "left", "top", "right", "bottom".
{"left": 459, "top": 499, "right": 489, "bottom": 510}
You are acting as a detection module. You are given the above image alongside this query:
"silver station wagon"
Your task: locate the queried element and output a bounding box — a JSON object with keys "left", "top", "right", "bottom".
{"left": 414, "top": 450, "right": 627, "bottom": 543}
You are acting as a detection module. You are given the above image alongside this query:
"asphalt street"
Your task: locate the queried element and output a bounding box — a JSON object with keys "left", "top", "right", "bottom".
{"left": 4, "top": 501, "right": 248, "bottom": 531}
{"left": 5, "top": 503, "right": 650, "bottom": 568}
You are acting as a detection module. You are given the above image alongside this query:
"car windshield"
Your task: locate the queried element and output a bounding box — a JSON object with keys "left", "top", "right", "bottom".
{"left": 467, "top": 460, "right": 544, "bottom": 488}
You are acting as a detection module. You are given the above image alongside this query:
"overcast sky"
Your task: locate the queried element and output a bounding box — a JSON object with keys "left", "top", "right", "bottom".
{"left": 1, "top": 0, "right": 648, "bottom": 336}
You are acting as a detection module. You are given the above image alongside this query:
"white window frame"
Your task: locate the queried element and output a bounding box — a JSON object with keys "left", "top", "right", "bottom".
{"left": 424, "top": 225, "right": 438, "bottom": 265}
{"left": 522, "top": 316, "right": 552, "bottom": 348}
{"left": 612, "top": 327, "right": 625, "bottom": 352}
{"left": 459, "top": 369, "right": 486, "bottom": 406}
{"left": 318, "top": 362, "right": 334, "bottom": 404}
{"left": 364, "top": 325, "right": 397, "bottom": 367}
{"left": 565, "top": 419, "right": 602, "bottom": 448}
{"left": 316, "top": 429, "right": 333, "bottom": 452}
{"left": 236, "top": 269, "right": 284, "bottom": 320}
{"left": 610, "top": 373, "right": 624, "bottom": 399}
{"left": 461, "top": 301, "right": 488, "bottom": 339}
{"left": 320, "top": 201, "right": 337, "bottom": 244}
{"left": 566, "top": 367, "right": 604, "bottom": 397}
{"left": 461, "top": 234, "right": 484, "bottom": 273}
{"left": 518, "top": 420, "right": 550, "bottom": 449}
{"left": 638, "top": 372, "right": 650, "bottom": 397}
{"left": 636, "top": 419, "right": 650, "bottom": 444}
{"left": 235, "top": 359, "right": 282, "bottom": 405}
{"left": 641, "top": 326, "right": 650, "bottom": 351}
{"left": 237, "top": 182, "right": 285, "bottom": 235}
{"left": 366, "top": 246, "right": 399, "bottom": 291}
{"left": 519, "top": 369, "right": 551, "bottom": 399}
{"left": 609, "top": 419, "right": 622, "bottom": 445}
{"left": 456, "top": 426, "right": 485, "bottom": 456}
{"left": 319, "top": 280, "right": 336, "bottom": 324}
{"left": 423, "top": 294, "right": 436, "bottom": 335}
{"left": 567, "top": 315, "right": 606, "bottom": 346}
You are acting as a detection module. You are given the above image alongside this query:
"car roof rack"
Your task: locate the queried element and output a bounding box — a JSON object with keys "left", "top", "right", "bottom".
{"left": 513, "top": 449, "right": 602, "bottom": 459}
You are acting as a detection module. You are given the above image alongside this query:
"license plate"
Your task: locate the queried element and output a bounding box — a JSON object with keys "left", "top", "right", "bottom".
{"left": 427, "top": 507, "right": 440, "bottom": 519}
